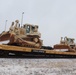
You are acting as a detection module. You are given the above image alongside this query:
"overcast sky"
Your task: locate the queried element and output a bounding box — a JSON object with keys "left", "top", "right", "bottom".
{"left": 0, "top": 0, "right": 76, "bottom": 46}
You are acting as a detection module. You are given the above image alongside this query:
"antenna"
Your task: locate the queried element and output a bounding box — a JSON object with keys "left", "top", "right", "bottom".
{"left": 21, "top": 12, "right": 24, "bottom": 26}
{"left": 5, "top": 20, "right": 8, "bottom": 31}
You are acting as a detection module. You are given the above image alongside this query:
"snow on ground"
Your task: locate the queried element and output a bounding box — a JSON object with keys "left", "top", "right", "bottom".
{"left": 0, "top": 59, "right": 76, "bottom": 75}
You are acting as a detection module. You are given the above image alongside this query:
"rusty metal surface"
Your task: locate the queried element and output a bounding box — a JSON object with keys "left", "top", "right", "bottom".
{"left": 54, "top": 44, "right": 69, "bottom": 49}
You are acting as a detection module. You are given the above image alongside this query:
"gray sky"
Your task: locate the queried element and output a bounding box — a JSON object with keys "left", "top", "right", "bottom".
{"left": 0, "top": 0, "right": 76, "bottom": 46}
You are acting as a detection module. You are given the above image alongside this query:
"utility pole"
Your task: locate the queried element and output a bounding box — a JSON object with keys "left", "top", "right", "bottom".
{"left": 21, "top": 12, "right": 24, "bottom": 26}
{"left": 5, "top": 20, "right": 7, "bottom": 31}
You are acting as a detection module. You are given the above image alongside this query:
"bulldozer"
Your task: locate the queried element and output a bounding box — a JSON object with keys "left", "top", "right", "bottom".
{"left": 0, "top": 20, "right": 42, "bottom": 48}
{"left": 54, "top": 37, "right": 76, "bottom": 52}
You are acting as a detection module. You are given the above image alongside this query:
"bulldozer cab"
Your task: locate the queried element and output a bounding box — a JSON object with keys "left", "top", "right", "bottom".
{"left": 23, "top": 24, "right": 38, "bottom": 34}
{"left": 60, "top": 37, "right": 75, "bottom": 45}
{"left": 9, "top": 20, "right": 41, "bottom": 38}
{"left": 66, "top": 38, "right": 74, "bottom": 44}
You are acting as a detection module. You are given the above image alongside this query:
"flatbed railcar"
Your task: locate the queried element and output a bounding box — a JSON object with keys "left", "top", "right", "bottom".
{"left": 0, "top": 44, "right": 76, "bottom": 58}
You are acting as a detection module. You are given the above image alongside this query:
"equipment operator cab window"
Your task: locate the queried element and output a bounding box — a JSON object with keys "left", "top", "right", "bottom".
{"left": 32, "top": 26, "right": 35, "bottom": 32}
{"left": 26, "top": 25, "right": 30, "bottom": 33}
{"left": 67, "top": 38, "right": 74, "bottom": 44}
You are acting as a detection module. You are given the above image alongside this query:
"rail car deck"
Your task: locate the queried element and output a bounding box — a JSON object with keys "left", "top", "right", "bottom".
{"left": 0, "top": 44, "right": 76, "bottom": 58}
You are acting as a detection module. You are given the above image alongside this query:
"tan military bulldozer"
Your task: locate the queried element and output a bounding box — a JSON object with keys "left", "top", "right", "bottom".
{"left": 0, "top": 20, "right": 42, "bottom": 48}
{"left": 54, "top": 37, "right": 76, "bottom": 52}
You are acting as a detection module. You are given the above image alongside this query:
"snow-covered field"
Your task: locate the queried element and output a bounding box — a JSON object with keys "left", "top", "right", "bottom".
{"left": 0, "top": 59, "right": 76, "bottom": 75}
